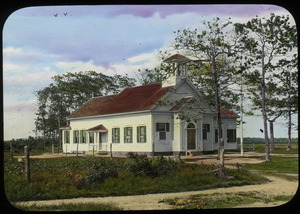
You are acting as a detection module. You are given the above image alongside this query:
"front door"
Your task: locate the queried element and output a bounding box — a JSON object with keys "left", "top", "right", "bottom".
{"left": 187, "top": 123, "right": 196, "bottom": 150}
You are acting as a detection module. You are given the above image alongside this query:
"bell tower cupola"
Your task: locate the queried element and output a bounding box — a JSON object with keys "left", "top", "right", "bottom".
{"left": 162, "top": 53, "right": 191, "bottom": 87}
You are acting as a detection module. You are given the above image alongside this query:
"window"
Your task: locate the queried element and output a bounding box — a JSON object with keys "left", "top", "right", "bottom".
{"left": 202, "top": 124, "right": 210, "bottom": 140}
{"left": 112, "top": 128, "right": 120, "bottom": 143}
{"left": 227, "top": 129, "right": 236, "bottom": 142}
{"left": 156, "top": 123, "right": 169, "bottom": 140}
{"left": 187, "top": 123, "right": 195, "bottom": 129}
{"left": 64, "top": 131, "right": 70, "bottom": 144}
{"left": 80, "top": 130, "right": 86, "bottom": 144}
{"left": 73, "top": 130, "right": 79, "bottom": 144}
{"left": 137, "top": 126, "right": 146, "bottom": 143}
{"left": 124, "top": 127, "right": 133, "bottom": 143}
{"left": 178, "top": 63, "right": 186, "bottom": 76}
{"left": 89, "top": 132, "right": 94, "bottom": 144}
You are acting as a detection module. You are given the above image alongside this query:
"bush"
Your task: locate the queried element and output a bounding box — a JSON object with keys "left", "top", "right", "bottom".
{"left": 127, "top": 153, "right": 178, "bottom": 177}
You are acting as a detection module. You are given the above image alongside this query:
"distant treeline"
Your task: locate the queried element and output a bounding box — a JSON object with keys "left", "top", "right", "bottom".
{"left": 237, "top": 137, "right": 298, "bottom": 144}
{"left": 3, "top": 137, "right": 59, "bottom": 153}
{"left": 4, "top": 137, "right": 298, "bottom": 153}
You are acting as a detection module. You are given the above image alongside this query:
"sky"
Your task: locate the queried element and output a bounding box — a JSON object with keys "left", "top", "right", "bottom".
{"left": 3, "top": 4, "right": 298, "bottom": 140}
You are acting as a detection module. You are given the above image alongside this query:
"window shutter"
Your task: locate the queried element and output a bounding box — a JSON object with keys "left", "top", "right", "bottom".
{"left": 166, "top": 123, "right": 169, "bottom": 132}
{"left": 124, "top": 127, "right": 126, "bottom": 143}
{"left": 143, "top": 126, "right": 146, "bottom": 142}
{"left": 112, "top": 128, "right": 115, "bottom": 143}
{"left": 137, "top": 126, "right": 140, "bottom": 143}
{"left": 130, "top": 127, "right": 133, "bottom": 143}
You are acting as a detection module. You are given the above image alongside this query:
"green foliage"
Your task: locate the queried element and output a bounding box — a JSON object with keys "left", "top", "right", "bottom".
{"left": 4, "top": 137, "right": 58, "bottom": 154}
{"left": 246, "top": 157, "right": 298, "bottom": 173}
{"left": 15, "top": 202, "right": 122, "bottom": 211}
{"left": 137, "top": 64, "right": 172, "bottom": 85}
{"left": 35, "top": 71, "right": 136, "bottom": 138}
{"left": 4, "top": 155, "right": 267, "bottom": 202}
{"left": 127, "top": 153, "right": 177, "bottom": 177}
{"left": 163, "top": 191, "right": 294, "bottom": 209}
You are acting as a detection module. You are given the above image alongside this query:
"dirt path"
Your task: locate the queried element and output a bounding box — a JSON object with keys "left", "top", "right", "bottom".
{"left": 15, "top": 175, "right": 298, "bottom": 210}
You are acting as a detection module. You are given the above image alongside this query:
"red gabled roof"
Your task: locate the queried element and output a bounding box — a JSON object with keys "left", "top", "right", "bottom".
{"left": 170, "top": 97, "right": 193, "bottom": 111}
{"left": 87, "top": 124, "right": 108, "bottom": 132}
{"left": 220, "top": 108, "right": 239, "bottom": 118}
{"left": 68, "top": 83, "right": 173, "bottom": 119}
{"left": 163, "top": 53, "right": 191, "bottom": 63}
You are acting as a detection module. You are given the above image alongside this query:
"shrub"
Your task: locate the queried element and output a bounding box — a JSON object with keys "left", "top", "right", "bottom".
{"left": 83, "top": 159, "right": 119, "bottom": 186}
{"left": 127, "top": 153, "right": 178, "bottom": 177}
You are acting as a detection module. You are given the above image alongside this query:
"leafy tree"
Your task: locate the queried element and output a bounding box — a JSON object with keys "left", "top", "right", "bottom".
{"left": 273, "top": 56, "right": 298, "bottom": 150}
{"left": 172, "top": 17, "right": 243, "bottom": 179}
{"left": 235, "top": 13, "right": 297, "bottom": 160}
{"left": 35, "top": 71, "right": 135, "bottom": 140}
{"left": 136, "top": 64, "right": 171, "bottom": 85}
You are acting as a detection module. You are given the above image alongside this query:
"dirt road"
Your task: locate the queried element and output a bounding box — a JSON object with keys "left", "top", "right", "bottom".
{"left": 15, "top": 175, "right": 298, "bottom": 210}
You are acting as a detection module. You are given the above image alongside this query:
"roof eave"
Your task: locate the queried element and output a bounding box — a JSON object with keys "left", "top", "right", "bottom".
{"left": 67, "top": 109, "right": 151, "bottom": 120}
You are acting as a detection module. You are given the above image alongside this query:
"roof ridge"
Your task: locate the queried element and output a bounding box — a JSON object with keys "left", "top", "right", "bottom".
{"left": 91, "top": 94, "right": 117, "bottom": 99}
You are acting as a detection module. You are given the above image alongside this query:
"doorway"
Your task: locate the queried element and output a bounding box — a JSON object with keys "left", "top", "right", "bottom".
{"left": 187, "top": 123, "right": 196, "bottom": 150}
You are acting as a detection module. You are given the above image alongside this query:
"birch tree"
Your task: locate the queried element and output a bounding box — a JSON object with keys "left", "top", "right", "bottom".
{"left": 172, "top": 17, "right": 243, "bottom": 179}
{"left": 235, "top": 13, "right": 297, "bottom": 161}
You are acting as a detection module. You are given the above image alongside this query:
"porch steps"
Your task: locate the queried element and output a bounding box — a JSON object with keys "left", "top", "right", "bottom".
{"left": 186, "top": 151, "right": 203, "bottom": 156}
{"left": 97, "top": 152, "right": 108, "bottom": 155}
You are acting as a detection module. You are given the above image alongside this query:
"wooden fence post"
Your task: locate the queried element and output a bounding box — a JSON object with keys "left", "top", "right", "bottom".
{"left": 52, "top": 143, "right": 54, "bottom": 154}
{"left": 24, "top": 146, "right": 30, "bottom": 182}
{"left": 76, "top": 143, "right": 79, "bottom": 157}
{"left": 10, "top": 141, "right": 13, "bottom": 161}
{"left": 152, "top": 142, "right": 155, "bottom": 157}
{"left": 110, "top": 143, "right": 113, "bottom": 159}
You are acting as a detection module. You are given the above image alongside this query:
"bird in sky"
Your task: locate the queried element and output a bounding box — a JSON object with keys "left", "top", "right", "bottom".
{"left": 53, "top": 13, "right": 58, "bottom": 17}
{"left": 64, "top": 13, "right": 68, "bottom": 16}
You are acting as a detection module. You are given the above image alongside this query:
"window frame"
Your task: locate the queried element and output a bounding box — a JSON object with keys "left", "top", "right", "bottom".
{"left": 112, "top": 128, "right": 120, "bottom": 143}
{"left": 227, "top": 129, "right": 237, "bottom": 143}
{"left": 137, "top": 126, "right": 147, "bottom": 143}
{"left": 89, "top": 132, "right": 95, "bottom": 144}
{"left": 80, "top": 130, "right": 86, "bottom": 144}
{"left": 156, "top": 123, "right": 169, "bottom": 140}
{"left": 73, "top": 130, "right": 79, "bottom": 144}
{"left": 202, "top": 124, "right": 210, "bottom": 140}
{"left": 64, "top": 130, "right": 70, "bottom": 144}
{"left": 124, "top": 127, "right": 133, "bottom": 143}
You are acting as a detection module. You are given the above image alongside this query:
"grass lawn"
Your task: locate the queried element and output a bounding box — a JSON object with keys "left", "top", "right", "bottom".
{"left": 163, "top": 191, "right": 294, "bottom": 209}
{"left": 14, "top": 202, "right": 122, "bottom": 211}
{"left": 163, "top": 156, "right": 298, "bottom": 209}
{"left": 253, "top": 143, "right": 298, "bottom": 154}
{"left": 245, "top": 156, "right": 298, "bottom": 173}
{"left": 4, "top": 154, "right": 267, "bottom": 202}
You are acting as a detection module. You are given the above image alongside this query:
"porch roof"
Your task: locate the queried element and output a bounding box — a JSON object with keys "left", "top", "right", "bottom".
{"left": 59, "top": 124, "right": 71, "bottom": 130}
{"left": 87, "top": 124, "right": 108, "bottom": 132}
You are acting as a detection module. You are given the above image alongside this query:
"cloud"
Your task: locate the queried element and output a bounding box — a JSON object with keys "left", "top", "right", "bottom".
{"left": 4, "top": 99, "right": 37, "bottom": 113}
{"left": 127, "top": 53, "right": 155, "bottom": 64}
{"left": 3, "top": 46, "right": 59, "bottom": 65}
{"left": 55, "top": 60, "right": 117, "bottom": 74}
{"left": 107, "top": 5, "right": 286, "bottom": 19}
{"left": 4, "top": 69, "right": 57, "bottom": 87}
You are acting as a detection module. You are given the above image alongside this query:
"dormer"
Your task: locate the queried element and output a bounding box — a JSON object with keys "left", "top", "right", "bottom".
{"left": 162, "top": 53, "right": 192, "bottom": 87}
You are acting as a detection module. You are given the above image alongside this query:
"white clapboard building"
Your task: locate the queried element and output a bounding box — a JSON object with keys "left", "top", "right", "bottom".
{"left": 60, "top": 54, "right": 238, "bottom": 156}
